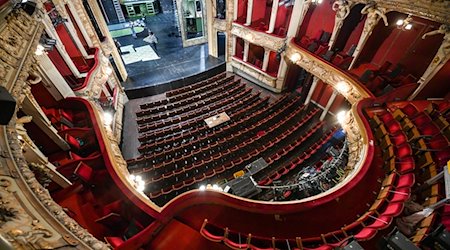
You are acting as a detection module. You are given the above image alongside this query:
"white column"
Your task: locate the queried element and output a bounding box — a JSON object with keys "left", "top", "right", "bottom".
{"left": 275, "top": 58, "right": 288, "bottom": 90}
{"left": 243, "top": 41, "right": 250, "bottom": 62}
{"left": 55, "top": 3, "right": 89, "bottom": 57}
{"left": 320, "top": 90, "right": 338, "bottom": 121}
{"left": 267, "top": 0, "right": 280, "bottom": 34}
{"left": 262, "top": 49, "right": 270, "bottom": 71}
{"left": 206, "top": 0, "right": 217, "bottom": 57}
{"left": 42, "top": 16, "right": 82, "bottom": 78}
{"left": 305, "top": 76, "right": 319, "bottom": 105}
{"left": 286, "top": 0, "right": 311, "bottom": 38}
{"left": 67, "top": 1, "right": 94, "bottom": 48}
{"left": 36, "top": 53, "right": 75, "bottom": 99}
{"left": 233, "top": 0, "right": 239, "bottom": 20}
{"left": 245, "top": 0, "right": 253, "bottom": 26}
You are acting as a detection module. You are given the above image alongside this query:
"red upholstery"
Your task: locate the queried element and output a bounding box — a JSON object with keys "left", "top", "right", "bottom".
{"left": 74, "top": 162, "right": 93, "bottom": 183}
{"left": 104, "top": 237, "right": 124, "bottom": 248}
{"left": 353, "top": 228, "right": 377, "bottom": 241}
{"left": 65, "top": 134, "right": 81, "bottom": 150}
{"left": 396, "top": 173, "right": 415, "bottom": 188}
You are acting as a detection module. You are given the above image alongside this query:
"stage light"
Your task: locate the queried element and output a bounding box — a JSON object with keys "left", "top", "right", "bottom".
{"left": 290, "top": 53, "right": 300, "bottom": 62}
{"left": 103, "top": 111, "right": 114, "bottom": 126}
{"left": 336, "top": 111, "right": 347, "bottom": 125}
{"left": 336, "top": 81, "right": 350, "bottom": 93}
{"left": 199, "top": 185, "right": 206, "bottom": 191}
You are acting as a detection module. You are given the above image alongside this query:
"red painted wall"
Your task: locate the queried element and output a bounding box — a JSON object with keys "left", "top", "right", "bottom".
{"left": 252, "top": 0, "right": 268, "bottom": 23}
{"left": 237, "top": 0, "right": 248, "bottom": 23}
{"left": 235, "top": 37, "right": 244, "bottom": 59}
{"left": 416, "top": 60, "right": 450, "bottom": 99}
{"left": 0, "top": 0, "right": 9, "bottom": 8}
{"left": 47, "top": 47, "right": 74, "bottom": 77}
{"left": 248, "top": 43, "right": 264, "bottom": 67}
{"left": 274, "top": 5, "right": 293, "bottom": 36}
{"left": 31, "top": 83, "right": 58, "bottom": 108}
{"left": 267, "top": 51, "right": 280, "bottom": 76}
{"left": 357, "top": 13, "right": 442, "bottom": 78}
{"left": 297, "top": 1, "right": 336, "bottom": 39}
{"left": 55, "top": 24, "right": 90, "bottom": 72}
{"left": 66, "top": 5, "right": 89, "bottom": 51}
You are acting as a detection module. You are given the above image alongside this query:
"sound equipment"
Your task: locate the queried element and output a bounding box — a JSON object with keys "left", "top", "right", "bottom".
{"left": 21, "top": 1, "right": 37, "bottom": 16}
{"left": 0, "top": 86, "right": 16, "bottom": 125}
{"left": 341, "top": 239, "right": 363, "bottom": 250}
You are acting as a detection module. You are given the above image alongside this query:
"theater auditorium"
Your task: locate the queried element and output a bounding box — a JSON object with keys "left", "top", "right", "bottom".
{"left": 0, "top": 0, "right": 449, "bottom": 249}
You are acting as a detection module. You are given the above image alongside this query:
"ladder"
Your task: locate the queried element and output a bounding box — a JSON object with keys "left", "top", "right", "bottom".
{"left": 112, "top": 0, "right": 126, "bottom": 23}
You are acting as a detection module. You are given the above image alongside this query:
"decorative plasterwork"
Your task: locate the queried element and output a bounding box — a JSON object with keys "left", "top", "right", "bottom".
{"left": 286, "top": 41, "right": 372, "bottom": 104}
{"left": 231, "top": 23, "right": 285, "bottom": 52}
{"left": 213, "top": 19, "right": 227, "bottom": 32}
{"left": 68, "top": 0, "right": 101, "bottom": 48}
{"left": 355, "top": 0, "right": 450, "bottom": 24}
{"left": 231, "top": 57, "right": 277, "bottom": 88}
{"left": 76, "top": 51, "right": 110, "bottom": 98}
{"left": 0, "top": 9, "right": 110, "bottom": 249}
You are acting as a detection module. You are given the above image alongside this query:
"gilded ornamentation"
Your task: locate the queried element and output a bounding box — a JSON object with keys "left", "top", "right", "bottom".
{"left": 231, "top": 58, "right": 277, "bottom": 88}
{"left": 231, "top": 23, "right": 285, "bottom": 51}
{"left": 213, "top": 19, "right": 227, "bottom": 31}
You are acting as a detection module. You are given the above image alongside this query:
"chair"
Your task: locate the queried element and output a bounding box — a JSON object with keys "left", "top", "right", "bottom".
{"left": 104, "top": 237, "right": 125, "bottom": 248}
{"left": 74, "top": 161, "right": 94, "bottom": 183}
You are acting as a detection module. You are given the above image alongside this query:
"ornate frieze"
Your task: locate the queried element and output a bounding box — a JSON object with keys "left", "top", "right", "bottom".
{"left": 286, "top": 42, "right": 372, "bottom": 104}
{"left": 231, "top": 23, "right": 286, "bottom": 52}
{"left": 354, "top": 0, "right": 450, "bottom": 24}
{"left": 231, "top": 57, "right": 277, "bottom": 88}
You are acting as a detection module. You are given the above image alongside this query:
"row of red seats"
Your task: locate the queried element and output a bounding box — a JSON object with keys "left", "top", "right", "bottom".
{"left": 136, "top": 81, "right": 244, "bottom": 122}
{"left": 137, "top": 78, "right": 241, "bottom": 116}
{"left": 259, "top": 124, "right": 335, "bottom": 186}
{"left": 144, "top": 100, "right": 310, "bottom": 188}
{"left": 135, "top": 96, "right": 291, "bottom": 163}
{"left": 135, "top": 93, "right": 268, "bottom": 154}
{"left": 200, "top": 171, "right": 415, "bottom": 249}
{"left": 165, "top": 72, "right": 227, "bottom": 97}
{"left": 136, "top": 94, "right": 291, "bottom": 148}
{"left": 137, "top": 90, "right": 259, "bottom": 133}
{"left": 148, "top": 105, "right": 320, "bottom": 197}
{"left": 166, "top": 75, "right": 235, "bottom": 103}
{"left": 136, "top": 86, "right": 246, "bottom": 126}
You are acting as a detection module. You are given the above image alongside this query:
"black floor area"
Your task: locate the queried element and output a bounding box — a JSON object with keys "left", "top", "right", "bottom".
{"left": 111, "top": 11, "right": 225, "bottom": 97}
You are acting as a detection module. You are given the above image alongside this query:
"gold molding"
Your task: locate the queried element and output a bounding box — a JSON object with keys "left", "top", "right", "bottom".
{"left": 356, "top": 0, "right": 450, "bottom": 24}
{"left": 231, "top": 23, "right": 286, "bottom": 52}
{"left": 231, "top": 57, "right": 277, "bottom": 88}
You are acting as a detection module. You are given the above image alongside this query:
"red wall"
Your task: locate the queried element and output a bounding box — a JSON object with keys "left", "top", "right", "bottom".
{"left": 297, "top": 1, "right": 336, "bottom": 39}
{"left": 416, "top": 60, "right": 450, "bottom": 99}
{"left": 251, "top": 0, "right": 268, "bottom": 23}
{"left": 55, "top": 24, "right": 90, "bottom": 72}
{"left": 311, "top": 80, "right": 334, "bottom": 108}
{"left": 274, "top": 5, "right": 293, "bottom": 36}
{"left": 47, "top": 47, "right": 74, "bottom": 77}
{"left": 267, "top": 51, "right": 280, "bottom": 76}
{"left": 237, "top": 0, "right": 248, "bottom": 23}
{"left": 357, "top": 13, "right": 442, "bottom": 78}
{"left": 66, "top": 5, "right": 89, "bottom": 51}
{"left": 31, "top": 83, "right": 58, "bottom": 108}
{"left": 235, "top": 37, "right": 244, "bottom": 59}
{"left": 0, "top": 0, "right": 9, "bottom": 8}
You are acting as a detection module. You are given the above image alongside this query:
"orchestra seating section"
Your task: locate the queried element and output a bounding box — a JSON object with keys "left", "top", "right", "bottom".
{"left": 126, "top": 73, "right": 345, "bottom": 206}
{"left": 24, "top": 98, "right": 154, "bottom": 246}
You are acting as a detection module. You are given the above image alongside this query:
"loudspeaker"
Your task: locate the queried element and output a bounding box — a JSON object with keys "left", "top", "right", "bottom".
{"left": 21, "top": 1, "right": 37, "bottom": 16}
{"left": 0, "top": 86, "right": 16, "bottom": 125}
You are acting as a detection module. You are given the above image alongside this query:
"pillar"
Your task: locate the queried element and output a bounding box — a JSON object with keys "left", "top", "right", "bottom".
{"left": 267, "top": 0, "right": 280, "bottom": 34}
{"left": 286, "top": 0, "right": 312, "bottom": 38}
{"left": 305, "top": 76, "right": 319, "bottom": 105}
{"left": 262, "top": 49, "right": 270, "bottom": 71}
{"left": 320, "top": 90, "right": 338, "bottom": 121}
{"left": 243, "top": 41, "right": 249, "bottom": 62}
{"left": 328, "top": 0, "right": 352, "bottom": 49}
{"left": 245, "top": 0, "right": 253, "bottom": 26}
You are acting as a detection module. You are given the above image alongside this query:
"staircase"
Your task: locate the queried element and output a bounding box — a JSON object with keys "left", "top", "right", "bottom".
{"left": 112, "top": 0, "right": 126, "bottom": 23}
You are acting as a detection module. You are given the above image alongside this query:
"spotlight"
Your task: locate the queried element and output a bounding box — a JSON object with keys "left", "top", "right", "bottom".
{"left": 290, "top": 53, "right": 300, "bottom": 62}
{"left": 335, "top": 81, "right": 350, "bottom": 93}
{"left": 103, "top": 111, "right": 113, "bottom": 126}
{"left": 336, "top": 111, "right": 347, "bottom": 125}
